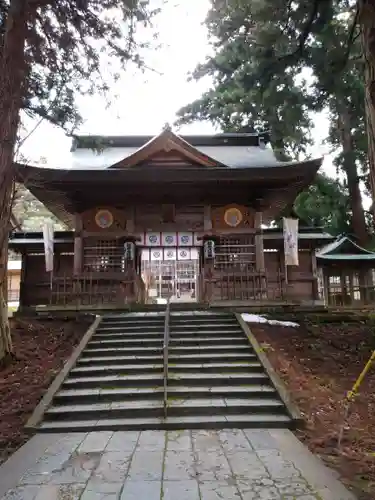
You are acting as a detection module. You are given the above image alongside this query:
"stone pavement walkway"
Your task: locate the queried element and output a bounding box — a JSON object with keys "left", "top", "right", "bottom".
{"left": 0, "top": 429, "right": 356, "bottom": 500}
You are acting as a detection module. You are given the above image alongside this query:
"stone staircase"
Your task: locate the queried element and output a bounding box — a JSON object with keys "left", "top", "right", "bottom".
{"left": 37, "top": 311, "right": 294, "bottom": 432}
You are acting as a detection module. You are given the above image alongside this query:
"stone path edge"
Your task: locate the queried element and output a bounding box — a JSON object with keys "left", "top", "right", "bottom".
{"left": 235, "top": 312, "right": 303, "bottom": 426}
{"left": 25, "top": 315, "right": 102, "bottom": 431}
{"left": 270, "top": 429, "right": 357, "bottom": 500}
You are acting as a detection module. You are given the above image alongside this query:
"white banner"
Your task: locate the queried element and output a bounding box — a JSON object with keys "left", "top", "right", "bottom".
{"left": 43, "top": 222, "right": 54, "bottom": 272}
{"left": 178, "top": 248, "right": 191, "bottom": 260}
{"left": 193, "top": 232, "right": 203, "bottom": 246}
{"left": 141, "top": 249, "right": 150, "bottom": 261}
{"left": 190, "top": 248, "right": 199, "bottom": 260}
{"left": 150, "top": 248, "right": 163, "bottom": 261}
{"left": 164, "top": 248, "right": 177, "bottom": 260}
{"left": 283, "top": 218, "right": 299, "bottom": 266}
{"left": 146, "top": 232, "right": 161, "bottom": 246}
{"left": 178, "top": 232, "right": 193, "bottom": 246}
{"left": 137, "top": 233, "right": 145, "bottom": 245}
{"left": 162, "top": 232, "right": 177, "bottom": 246}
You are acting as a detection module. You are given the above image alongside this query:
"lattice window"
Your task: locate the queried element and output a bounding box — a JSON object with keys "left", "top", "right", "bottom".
{"left": 214, "top": 235, "right": 256, "bottom": 271}
{"left": 83, "top": 239, "right": 124, "bottom": 273}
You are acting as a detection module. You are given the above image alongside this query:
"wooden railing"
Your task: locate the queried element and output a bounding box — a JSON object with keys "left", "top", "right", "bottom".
{"left": 49, "top": 273, "right": 135, "bottom": 307}
{"left": 204, "top": 268, "right": 317, "bottom": 303}
{"left": 326, "top": 283, "right": 375, "bottom": 307}
{"left": 163, "top": 296, "right": 171, "bottom": 419}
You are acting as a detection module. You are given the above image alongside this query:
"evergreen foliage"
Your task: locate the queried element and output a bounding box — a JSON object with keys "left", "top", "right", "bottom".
{"left": 176, "top": 0, "right": 370, "bottom": 240}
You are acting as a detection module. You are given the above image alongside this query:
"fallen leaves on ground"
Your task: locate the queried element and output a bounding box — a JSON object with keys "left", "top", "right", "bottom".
{"left": 251, "top": 319, "right": 375, "bottom": 500}
{"left": 0, "top": 317, "right": 89, "bottom": 464}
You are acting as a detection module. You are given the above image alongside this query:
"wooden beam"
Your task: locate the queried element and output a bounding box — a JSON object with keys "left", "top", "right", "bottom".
{"left": 311, "top": 251, "right": 319, "bottom": 300}
{"left": 204, "top": 205, "right": 212, "bottom": 231}
{"left": 18, "top": 252, "right": 27, "bottom": 311}
{"left": 73, "top": 214, "right": 83, "bottom": 275}
{"left": 255, "top": 212, "right": 265, "bottom": 271}
{"left": 125, "top": 206, "right": 135, "bottom": 233}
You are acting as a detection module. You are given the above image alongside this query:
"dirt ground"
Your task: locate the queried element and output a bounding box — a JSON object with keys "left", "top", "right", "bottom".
{"left": 251, "top": 318, "right": 375, "bottom": 500}
{"left": 0, "top": 316, "right": 89, "bottom": 465}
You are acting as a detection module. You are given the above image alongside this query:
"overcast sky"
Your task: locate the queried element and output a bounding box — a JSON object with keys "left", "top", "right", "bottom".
{"left": 19, "top": 0, "right": 332, "bottom": 172}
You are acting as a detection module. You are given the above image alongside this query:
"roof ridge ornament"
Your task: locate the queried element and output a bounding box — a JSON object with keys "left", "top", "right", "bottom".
{"left": 163, "top": 122, "right": 172, "bottom": 131}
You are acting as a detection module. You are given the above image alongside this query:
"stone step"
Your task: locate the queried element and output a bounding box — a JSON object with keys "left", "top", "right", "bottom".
{"left": 169, "top": 352, "right": 257, "bottom": 361}
{"left": 33, "top": 310, "right": 296, "bottom": 434}
{"left": 63, "top": 374, "right": 163, "bottom": 389}
{"left": 53, "top": 384, "right": 277, "bottom": 404}
{"left": 83, "top": 347, "right": 163, "bottom": 356}
{"left": 170, "top": 323, "right": 238, "bottom": 329}
{"left": 170, "top": 323, "right": 240, "bottom": 330}
{"left": 169, "top": 330, "right": 244, "bottom": 337}
{"left": 93, "top": 332, "right": 165, "bottom": 339}
{"left": 170, "top": 313, "right": 234, "bottom": 319}
{"left": 71, "top": 362, "right": 262, "bottom": 377}
{"left": 71, "top": 364, "right": 163, "bottom": 376}
{"left": 54, "top": 387, "right": 164, "bottom": 403}
{"left": 102, "top": 316, "right": 164, "bottom": 321}
{"left": 88, "top": 338, "right": 164, "bottom": 347}
{"left": 168, "top": 345, "right": 252, "bottom": 354}
{"left": 77, "top": 352, "right": 257, "bottom": 366}
{"left": 101, "top": 315, "right": 164, "bottom": 322}
{"left": 77, "top": 355, "right": 164, "bottom": 365}
{"left": 83, "top": 345, "right": 251, "bottom": 357}
{"left": 63, "top": 371, "right": 268, "bottom": 389}
{"left": 170, "top": 385, "right": 276, "bottom": 397}
{"left": 168, "top": 372, "right": 268, "bottom": 386}
{"left": 45, "top": 397, "right": 285, "bottom": 421}
{"left": 38, "top": 413, "right": 292, "bottom": 432}
{"left": 88, "top": 338, "right": 249, "bottom": 349}
{"left": 102, "top": 313, "right": 164, "bottom": 319}
{"left": 96, "top": 323, "right": 164, "bottom": 333}
{"left": 169, "top": 337, "right": 247, "bottom": 345}
{"left": 170, "top": 316, "right": 236, "bottom": 322}
{"left": 93, "top": 329, "right": 243, "bottom": 339}
{"left": 167, "top": 362, "right": 263, "bottom": 372}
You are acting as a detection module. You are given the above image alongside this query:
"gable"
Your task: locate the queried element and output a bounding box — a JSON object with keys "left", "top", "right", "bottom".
{"left": 317, "top": 235, "right": 375, "bottom": 260}
{"left": 108, "top": 128, "right": 225, "bottom": 169}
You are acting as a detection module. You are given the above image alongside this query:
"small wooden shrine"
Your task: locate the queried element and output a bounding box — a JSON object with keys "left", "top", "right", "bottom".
{"left": 10, "top": 128, "right": 327, "bottom": 310}
{"left": 317, "top": 236, "right": 375, "bottom": 307}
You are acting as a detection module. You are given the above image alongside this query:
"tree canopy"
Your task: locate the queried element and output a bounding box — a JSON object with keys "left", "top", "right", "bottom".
{"left": 292, "top": 174, "right": 351, "bottom": 235}
{"left": 176, "top": 0, "right": 370, "bottom": 242}
{"left": 1, "top": 0, "right": 156, "bottom": 131}
{"left": 0, "top": 0, "right": 156, "bottom": 360}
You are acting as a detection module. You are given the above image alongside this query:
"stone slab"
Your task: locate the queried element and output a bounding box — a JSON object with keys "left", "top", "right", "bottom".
{"left": 0, "top": 429, "right": 357, "bottom": 500}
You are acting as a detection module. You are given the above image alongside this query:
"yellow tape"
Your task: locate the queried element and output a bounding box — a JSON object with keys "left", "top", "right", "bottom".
{"left": 346, "top": 350, "right": 375, "bottom": 401}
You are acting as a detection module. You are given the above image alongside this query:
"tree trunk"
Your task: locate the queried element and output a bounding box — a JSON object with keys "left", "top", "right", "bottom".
{"left": 0, "top": 0, "right": 29, "bottom": 361}
{"left": 337, "top": 101, "right": 368, "bottom": 245}
{"left": 359, "top": 1, "right": 375, "bottom": 220}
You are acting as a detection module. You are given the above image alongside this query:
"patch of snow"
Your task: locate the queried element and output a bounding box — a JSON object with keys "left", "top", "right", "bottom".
{"left": 241, "top": 313, "right": 299, "bottom": 328}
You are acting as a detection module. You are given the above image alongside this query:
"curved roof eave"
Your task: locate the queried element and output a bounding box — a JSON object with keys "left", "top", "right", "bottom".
{"left": 317, "top": 254, "right": 375, "bottom": 260}
{"left": 317, "top": 235, "right": 375, "bottom": 257}
{"left": 15, "top": 157, "right": 323, "bottom": 183}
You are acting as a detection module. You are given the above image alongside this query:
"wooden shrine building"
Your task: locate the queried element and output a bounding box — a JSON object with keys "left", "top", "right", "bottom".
{"left": 10, "top": 128, "right": 330, "bottom": 310}
{"left": 317, "top": 236, "right": 375, "bottom": 307}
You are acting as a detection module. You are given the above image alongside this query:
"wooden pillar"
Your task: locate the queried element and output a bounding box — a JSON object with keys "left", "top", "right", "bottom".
{"left": 255, "top": 212, "right": 265, "bottom": 272}
{"left": 311, "top": 249, "right": 319, "bottom": 301}
{"left": 18, "top": 252, "right": 27, "bottom": 311}
{"left": 125, "top": 206, "right": 135, "bottom": 233}
{"left": 73, "top": 214, "right": 83, "bottom": 275}
{"left": 278, "top": 246, "right": 286, "bottom": 299}
{"left": 358, "top": 265, "right": 368, "bottom": 304}
{"left": 323, "top": 270, "right": 330, "bottom": 306}
{"left": 204, "top": 205, "right": 212, "bottom": 232}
